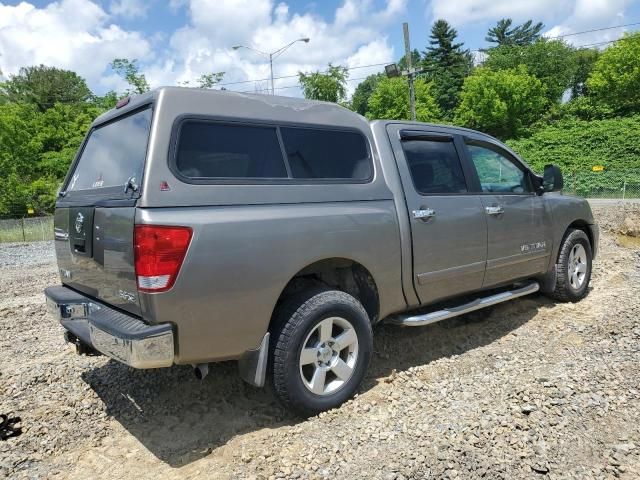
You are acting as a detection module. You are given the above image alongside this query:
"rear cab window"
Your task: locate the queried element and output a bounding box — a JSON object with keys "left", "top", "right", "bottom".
{"left": 65, "top": 107, "right": 153, "bottom": 197}
{"left": 401, "top": 137, "right": 468, "bottom": 195}
{"left": 280, "top": 127, "right": 372, "bottom": 180}
{"left": 172, "top": 120, "right": 373, "bottom": 183}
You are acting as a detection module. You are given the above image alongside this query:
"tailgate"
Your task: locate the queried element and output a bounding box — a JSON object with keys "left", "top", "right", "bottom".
{"left": 54, "top": 206, "right": 140, "bottom": 315}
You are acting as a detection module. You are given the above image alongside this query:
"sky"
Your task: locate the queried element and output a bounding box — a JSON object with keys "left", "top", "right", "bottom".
{"left": 0, "top": 0, "right": 639, "bottom": 97}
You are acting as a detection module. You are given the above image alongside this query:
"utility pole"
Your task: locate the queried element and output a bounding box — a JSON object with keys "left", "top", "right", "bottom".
{"left": 403, "top": 22, "right": 416, "bottom": 122}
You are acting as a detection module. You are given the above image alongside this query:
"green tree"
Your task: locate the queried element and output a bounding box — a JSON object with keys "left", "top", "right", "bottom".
{"left": 485, "top": 18, "right": 544, "bottom": 47}
{"left": 366, "top": 77, "right": 441, "bottom": 122}
{"left": 484, "top": 39, "right": 577, "bottom": 103}
{"left": 110, "top": 58, "right": 150, "bottom": 95}
{"left": 299, "top": 64, "right": 348, "bottom": 103}
{"left": 398, "top": 48, "right": 421, "bottom": 71}
{"left": 571, "top": 48, "right": 601, "bottom": 98}
{"left": 351, "top": 73, "right": 384, "bottom": 116}
{"left": 0, "top": 65, "right": 92, "bottom": 111}
{"left": 0, "top": 103, "right": 42, "bottom": 179}
{"left": 36, "top": 102, "right": 103, "bottom": 179}
{"left": 197, "top": 72, "right": 225, "bottom": 88}
{"left": 559, "top": 96, "right": 615, "bottom": 121}
{"left": 587, "top": 32, "right": 640, "bottom": 115}
{"left": 90, "top": 90, "right": 119, "bottom": 110}
{"left": 0, "top": 103, "right": 44, "bottom": 216}
{"left": 454, "top": 66, "right": 547, "bottom": 139}
{"left": 179, "top": 72, "right": 226, "bottom": 89}
{"left": 422, "top": 19, "right": 473, "bottom": 118}
{"left": 0, "top": 99, "right": 101, "bottom": 216}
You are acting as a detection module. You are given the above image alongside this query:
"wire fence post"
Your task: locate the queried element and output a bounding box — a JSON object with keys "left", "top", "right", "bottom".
{"left": 622, "top": 179, "right": 627, "bottom": 201}
{"left": 21, "top": 218, "right": 26, "bottom": 242}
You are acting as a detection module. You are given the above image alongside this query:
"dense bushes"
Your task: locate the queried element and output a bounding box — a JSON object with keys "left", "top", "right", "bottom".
{"left": 0, "top": 101, "right": 103, "bottom": 217}
{"left": 507, "top": 115, "right": 640, "bottom": 173}
{"left": 508, "top": 116, "right": 640, "bottom": 197}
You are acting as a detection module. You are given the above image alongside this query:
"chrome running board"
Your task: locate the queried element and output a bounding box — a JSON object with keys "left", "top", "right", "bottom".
{"left": 388, "top": 281, "right": 540, "bottom": 327}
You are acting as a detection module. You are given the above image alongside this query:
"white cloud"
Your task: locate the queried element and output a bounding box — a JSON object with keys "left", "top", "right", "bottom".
{"left": 545, "top": 0, "right": 631, "bottom": 47}
{"left": 0, "top": 0, "right": 404, "bottom": 97}
{"left": 168, "top": 0, "right": 189, "bottom": 12}
{"left": 343, "top": 38, "right": 394, "bottom": 95}
{"left": 110, "top": 0, "right": 150, "bottom": 18}
{"left": 428, "top": 0, "right": 632, "bottom": 48}
{"left": 429, "top": 0, "right": 572, "bottom": 27}
{"left": 0, "top": 0, "right": 150, "bottom": 91}
{"left": 148, "top": 0, "right": 405, "bottom": 97}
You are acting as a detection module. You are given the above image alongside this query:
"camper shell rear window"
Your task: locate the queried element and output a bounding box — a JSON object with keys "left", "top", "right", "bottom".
{"left": 66, "top": 107, "right": 152, "bottom": 194}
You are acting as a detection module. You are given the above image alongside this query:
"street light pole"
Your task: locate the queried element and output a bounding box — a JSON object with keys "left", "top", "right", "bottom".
{"left": 269, "top": 53, "right": 274, "bottom": 95}
{"left": 232, "top": 38, "right": 310, "bottom": 95}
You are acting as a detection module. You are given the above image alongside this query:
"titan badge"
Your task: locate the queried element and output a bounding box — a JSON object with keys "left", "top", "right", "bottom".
{"left": 521, "top": 241, "right": 546, "bottom": 253}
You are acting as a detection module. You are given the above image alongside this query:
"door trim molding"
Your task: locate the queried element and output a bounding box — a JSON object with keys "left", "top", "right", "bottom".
{"left": 417, "top": 260, "right": 486, "bottom": 285}
{"left": 486, "top": 250, "right": 550, "bottom": 271}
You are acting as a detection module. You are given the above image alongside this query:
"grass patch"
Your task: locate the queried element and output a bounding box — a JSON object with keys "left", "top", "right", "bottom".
{"left": 0, "top": 217, "right": 54, "bottom": 243}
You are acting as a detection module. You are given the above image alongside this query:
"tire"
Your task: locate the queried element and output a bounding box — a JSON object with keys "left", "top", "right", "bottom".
{"left": 547, "top": 228, "right": 592, "bottom": 302}
{"left": 271, "top": 289, "right": 372, "bottom": 417}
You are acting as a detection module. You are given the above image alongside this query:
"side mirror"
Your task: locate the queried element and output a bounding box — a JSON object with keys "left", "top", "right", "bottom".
{"left": 543, "top": 164, "right": 563, "bottom": 193}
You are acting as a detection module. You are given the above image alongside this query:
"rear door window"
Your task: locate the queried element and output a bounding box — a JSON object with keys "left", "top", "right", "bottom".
{"left": 280, "top": 127, "right": 372, "bottom": 180}
{"left": 67, "top": 108, "right": 152, "bottom": 192}
{"left": 401, "top": 138, "right": 468, "bottom": 194}
{"left": 175, "top": 121, "right": 287, "bottom": 179}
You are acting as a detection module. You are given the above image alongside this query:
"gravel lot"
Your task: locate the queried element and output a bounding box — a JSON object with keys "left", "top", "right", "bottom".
{"left": 1, "top": 204, "right": 639, "bottom": 479}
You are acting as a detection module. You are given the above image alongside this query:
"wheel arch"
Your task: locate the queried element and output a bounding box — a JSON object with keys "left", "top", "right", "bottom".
{"left": 268, "top": 257, "right": 381, "bottom": 334}
{"left": 566, "top": 219, "right": 594, "bottom": 252}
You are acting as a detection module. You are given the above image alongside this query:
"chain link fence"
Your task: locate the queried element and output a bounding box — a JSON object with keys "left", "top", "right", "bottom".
{"left": 0, "top": 169, "right": 638, "bottom": 243}
{"left": 0, "top": 216, "right": 54, "bottom": 243}
{"left": 563, "top": 169, "right": 640, "bottom": 199}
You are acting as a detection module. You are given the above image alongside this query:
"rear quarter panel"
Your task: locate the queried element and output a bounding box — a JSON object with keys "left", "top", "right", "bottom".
{"left": 137, "top": 201, "right": 404, "bottom": 364}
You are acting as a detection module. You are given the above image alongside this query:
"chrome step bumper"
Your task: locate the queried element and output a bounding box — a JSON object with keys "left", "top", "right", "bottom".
{"left": 45, "top": 285, "right": 174, "bottom": 368}
{"left": 388, "top": 281, "right": 540, "bottom": 327}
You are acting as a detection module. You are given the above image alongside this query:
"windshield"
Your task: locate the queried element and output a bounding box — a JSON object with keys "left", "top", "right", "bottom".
{"left": 67, "top": 108, "right": 152, "bottom": 192}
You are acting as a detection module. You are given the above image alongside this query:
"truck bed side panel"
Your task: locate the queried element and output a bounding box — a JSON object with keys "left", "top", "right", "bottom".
{"left": 137, "top": 200, "right": 404, "bottom": 364}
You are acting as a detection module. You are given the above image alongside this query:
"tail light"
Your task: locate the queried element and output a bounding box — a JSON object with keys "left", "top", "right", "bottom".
{"left": 134, "top": 225, "right": 192, "bottom": 292}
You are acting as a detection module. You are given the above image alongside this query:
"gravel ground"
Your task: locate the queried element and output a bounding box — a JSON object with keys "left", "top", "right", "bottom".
{"left": 0, "top": 241, "right": 55, "bottom": 268}
{"left": 1, "top": 204, "right": 639, "bottom": 479}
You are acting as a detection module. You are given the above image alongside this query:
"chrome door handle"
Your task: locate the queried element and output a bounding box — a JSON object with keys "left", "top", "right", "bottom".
{"left": 412, "top": 208, "right": 436, "bottom": 220}
{"left": 485, "top": 205, "right": 504, "bottom": 216}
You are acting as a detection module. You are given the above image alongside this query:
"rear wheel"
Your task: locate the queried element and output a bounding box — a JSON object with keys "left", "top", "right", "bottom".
{"left": 271, "top": 289, "right": 372, "bottom": 417}
{"left": 548, "top": 228, "right": 592, "bottom": 302}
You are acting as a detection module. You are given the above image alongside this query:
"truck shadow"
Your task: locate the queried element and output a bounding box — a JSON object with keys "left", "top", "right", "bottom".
{"left": 82, "top": 294, "right": 550, "bottom": 468}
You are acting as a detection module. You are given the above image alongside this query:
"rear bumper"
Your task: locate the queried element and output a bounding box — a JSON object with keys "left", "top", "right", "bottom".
{"left": 45, "top": 285, "right": 174, "bottom": 368}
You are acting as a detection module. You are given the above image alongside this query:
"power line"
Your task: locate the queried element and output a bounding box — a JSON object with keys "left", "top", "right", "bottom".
{"left": 217, "top": 62, "right": 392, "bottom": 88}
{"left": 221, "top": 21, "right": 638, "bottom": 91}
{"left": 237, "top": 34, "right": 634, "bottom": 95}
{"left": 545, "top": 21, "right": 640, "bottom": 40}
{"left": 238, "top": 75, "right": 371, "bottom": 94}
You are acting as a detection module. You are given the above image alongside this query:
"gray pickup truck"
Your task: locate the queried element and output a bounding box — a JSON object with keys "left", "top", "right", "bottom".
{"left": 45, "top": 87, "right": 598, "bottom": 416}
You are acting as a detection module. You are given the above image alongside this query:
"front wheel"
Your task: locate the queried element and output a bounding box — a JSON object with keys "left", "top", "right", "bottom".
{"left": 271, "top": 289, "right": 372, "bottom": 417}
{"left": 547, "top": 228, "right": 593, "bottom": 302}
